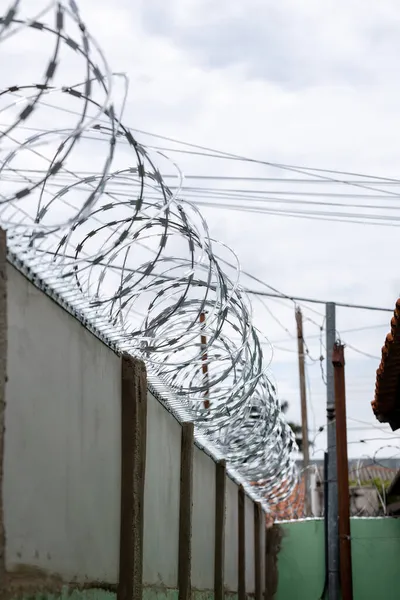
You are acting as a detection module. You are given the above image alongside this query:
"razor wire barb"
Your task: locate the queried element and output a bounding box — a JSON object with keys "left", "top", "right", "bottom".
{"left": 0, "top": 0, "right": 298, "bottom": 512}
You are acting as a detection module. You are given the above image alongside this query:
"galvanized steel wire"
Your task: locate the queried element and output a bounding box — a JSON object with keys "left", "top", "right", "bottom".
{"left": 0, "top": 0, "right": 298, "bottom": 511}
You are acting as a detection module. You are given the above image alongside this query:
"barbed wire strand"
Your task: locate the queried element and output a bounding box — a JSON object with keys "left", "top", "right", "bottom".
{"left": 0, "top": 0, "right": 298, "bottom": 512}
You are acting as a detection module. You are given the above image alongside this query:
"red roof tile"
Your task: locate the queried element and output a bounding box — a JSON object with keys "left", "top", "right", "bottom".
{"left": 372, "top": 299, "right": 400, "bottom": 426}
{"left": 265, "top": 477, "right": 307, "bottom": 526}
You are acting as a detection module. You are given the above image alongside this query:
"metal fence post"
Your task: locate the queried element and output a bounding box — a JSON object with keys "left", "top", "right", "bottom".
{"left": 326, "top": 302, "right": 339, "bottom": 599}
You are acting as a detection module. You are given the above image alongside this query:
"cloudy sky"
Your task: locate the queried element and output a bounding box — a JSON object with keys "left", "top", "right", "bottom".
{"left": 5, "top": 0, "right": 400, "bottom": 462}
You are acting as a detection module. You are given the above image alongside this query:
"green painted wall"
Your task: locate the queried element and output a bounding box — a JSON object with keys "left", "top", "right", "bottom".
{"left": 276, "top": 519, "right": 325, "bottom": 600}
{"left": 10, "top": 588, "right": 220, "bottom": 600}
{"left": 9, "top": 591, "right": 115, "bottom": 600}
{"left": 276, "top": 517, "right": 400, "bottom": 600}
{"left": 351, "top": 518, "right": 400, "bottom": 600}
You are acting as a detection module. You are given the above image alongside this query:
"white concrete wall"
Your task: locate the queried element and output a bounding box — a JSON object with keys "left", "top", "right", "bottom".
{"left": 192, "top": 446, "right": 216, "bottom": 590}
{"left": 143, "top": 392, "right": 181, "bottom": 587}
{"left": 224, "top": 476, "right": 239, "bottom": 592}
{"left": 245, "top": 496, "right": 255, "bottom": 593}
{"left": 2, "top": 264, "right": 264, "bottom": 592}
{"left": 4, "top": 264, "right": 121, "bottom": 582}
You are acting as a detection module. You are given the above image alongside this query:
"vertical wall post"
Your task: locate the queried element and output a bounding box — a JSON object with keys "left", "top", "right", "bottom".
{"left": 0, "top": 230, "right": 6, "bottom": 586}
{"left": 179, "top": 422, "right": 194, "bottom": 600}
{"left": 118, "top": 356, "right": 147, "bottom": 600}
{"left": 265, "top": 525, "right": 282, "bottom": 600}
{"left": 214, "top": 460, "right": 226, "bottom": 600}
{"left": 260, "top": 518, "right": 266, "bottom": 600}
{"left": 254, "top": 503, "right": 262, "bottom": 600}
{"left": 265, "top": 527, "right": 270, "bottom": 600}
{"left": 238, "top": 485, "right": 246, "bottom": 600}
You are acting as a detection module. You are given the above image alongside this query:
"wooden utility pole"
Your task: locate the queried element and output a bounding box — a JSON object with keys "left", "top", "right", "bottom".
{"left": 295, "top": 307, "right": 311, "bottom": 516}
{"left": 332, "top": 342, "right": 353, "bottom": 600}
{"left": 199, "top": 312, "right": 210, "bottom": 409}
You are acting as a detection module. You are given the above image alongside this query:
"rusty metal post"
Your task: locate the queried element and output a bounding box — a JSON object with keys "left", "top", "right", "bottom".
{"left": 326, "top": 302, "right": 339, "bottom": 600}
{"left": 332, "top": 343, "right": 353, "bottom": 600}
{"left": 295, "top": 307, "right": 311, "bottom": 515}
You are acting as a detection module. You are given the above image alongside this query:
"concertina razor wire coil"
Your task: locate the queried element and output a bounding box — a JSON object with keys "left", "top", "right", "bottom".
{"left": 0, "top": 0, "right": 299, "bottom": 513}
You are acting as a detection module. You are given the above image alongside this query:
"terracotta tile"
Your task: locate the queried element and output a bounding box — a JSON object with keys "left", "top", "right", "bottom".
{"left": 373, "top": 299, "right": 400, "bottom": 423}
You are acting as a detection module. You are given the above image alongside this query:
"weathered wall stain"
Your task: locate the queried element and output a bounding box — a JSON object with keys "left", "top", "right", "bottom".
{"left": 6, "top": 587, "right": 236, "bottom": 600}
{"left": 2, "top": 562, "right": 117, "bottom": 600}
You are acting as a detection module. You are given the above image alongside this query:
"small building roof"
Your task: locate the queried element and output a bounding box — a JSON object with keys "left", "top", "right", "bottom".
{"left": 371, "top": 298, "right": 400, "bottom": 429}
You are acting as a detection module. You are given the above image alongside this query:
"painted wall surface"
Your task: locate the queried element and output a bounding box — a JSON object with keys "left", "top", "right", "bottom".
{"left": 192, "top": 446, "right": 216, "bottom": 590}
{"left": 276, "top": 519, "right": 325, "bottom": 600}
{"left": 4, "top": 264, "right": 121, "bottom": 583}
{"left": 143, "top": 392, "right": 182, "bottom": 587}
{"left": 276, "top": 518, "right": 400, "bottom": 600}
{"left": 9, "top": 588, "right": 220, "bottom": 600}
{"left": 351, "top": 518, "right": 400, "bottom": 600}
{"left": 244, "top": 496, "right": 255, "bottom": 594}
{"left": 10, "top": 591, "right": 116, "bottom": 600}
{"left": 224, "top": 477, "right": 239, "bottom": 592}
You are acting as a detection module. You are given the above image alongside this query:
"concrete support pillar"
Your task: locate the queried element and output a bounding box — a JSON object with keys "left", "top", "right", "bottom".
{"left": 179, "top": 422, "right": 194, "bottom": 600}
{"left": 118, "top": 356, "right": 147, "bottom": 600}
{"left": 238, "top": 485, "right": 246, "bottom": 600}
{"left": 214, "top": 460, "right": 226, "bottom": 600}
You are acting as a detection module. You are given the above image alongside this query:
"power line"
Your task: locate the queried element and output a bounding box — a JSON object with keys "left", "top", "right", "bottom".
{"left": 151, "top": 175, "right": 400, "bottom": 186}
{"left": 192, "top": 200, "right": 400, "bottom": 228}
{"left": 6, "top": 96, "right": 400, "bottom": 199}
{"left": 252, "top": 294, "right": 295, "bottom": 340}
{"left": 167, "top": 187, "right": 400, "bottom": 209}
{"left": 7, "top": 171, "right": 400, "bottom": 227}
{"left": 190, "top": 193, "right": 400, "bottom": 213}
{"left": 213, "top": 247, "right": 329, "bottom": 319}
{"left": 128, "top": 125, "right": 400, "bottom": 195}
{"left": 7, "top": 169, "right": 400, "bottom": 212}
{"left": 245, "top": 289, "right": 394, "bottom": 312}
{"left": 273, "top": 345, "right": 298, "bottom": 354}
{"left": 344, "top": 343, "right": 381, "bottom": 361}
{"left": 7, "top": 169, "right": 400, "bottom": 201}
{"left": 271, "top": 322, "right": 388, "bottom": 345}
{"left": 347, "top": 418, "right": 392, "bottom": 437}
{"left": 310, "top": 426, "right": 389, "bottom": 432}
{"left": 6, "top": 162, "right": 400, "bottom": 187}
